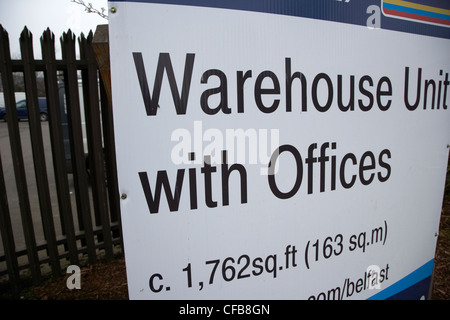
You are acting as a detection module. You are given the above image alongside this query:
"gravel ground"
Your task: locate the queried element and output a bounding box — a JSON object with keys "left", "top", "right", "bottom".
{"left": 28, "top": 256, "right": 129, "bottom": 300}
{"left": 430, "top": 198, "right": 450, "bottom": 300}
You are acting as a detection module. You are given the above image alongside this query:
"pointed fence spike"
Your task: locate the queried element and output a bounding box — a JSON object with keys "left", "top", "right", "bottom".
{"left": 0, "top": 24, "right": 9, "bottom": 42}
{"left": 0, "top": 25, "right": 12, "bottom": 60}
{"left": 41, "top": 28, "right": 54, "bottom": 44}
{"left": 20, "top": 26, "right": 32, "bottom": 38}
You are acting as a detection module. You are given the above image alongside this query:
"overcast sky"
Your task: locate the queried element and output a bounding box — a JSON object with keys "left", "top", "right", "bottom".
{"left": 0, "top": 0, "right": 108, "bottom": 58}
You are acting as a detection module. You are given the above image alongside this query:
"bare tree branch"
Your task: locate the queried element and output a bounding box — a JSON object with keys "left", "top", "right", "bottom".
{"left": 71, "top": 0, "right": 108, "bottom": 20}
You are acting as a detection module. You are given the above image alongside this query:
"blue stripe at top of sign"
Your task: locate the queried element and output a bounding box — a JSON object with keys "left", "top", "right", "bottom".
{"left": 108, "top": 0, "right": 450, "bottom": 39}
{"left": 110, "top": 0, "right": 371, "bottom": 27}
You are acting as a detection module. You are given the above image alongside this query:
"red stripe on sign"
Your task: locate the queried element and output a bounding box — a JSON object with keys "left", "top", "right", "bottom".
{"left": 384, "top": 8, "right": 450, "bottom": 26}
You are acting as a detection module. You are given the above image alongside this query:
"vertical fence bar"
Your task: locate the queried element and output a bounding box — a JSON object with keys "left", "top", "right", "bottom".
{"left": 0, "top": 151, "right": 20, "bottom": 295}
{"left": 61, "top": 30, "right": 96, "bottom": 264}
{"left": 79, "top": 32, "right": 113, "bottom": 260}
{"left": 41, "top": 28, "right": 79, "bottom": 265}
{"left": 100, "top": 77, "right": 122, "bottom": 243}
{"left": 93, "top": 25, "right": 122, "bottom": 243}
{"left": 0, "top": 25, "right": 41, "bottom": 283}
{"left": 20, "top": 27, "right": 61, "bottom": 277}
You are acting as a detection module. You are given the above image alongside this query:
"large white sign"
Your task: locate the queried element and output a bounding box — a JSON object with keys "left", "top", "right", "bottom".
{"left": 109, "top": 0, "right": 450, "bottom": 299}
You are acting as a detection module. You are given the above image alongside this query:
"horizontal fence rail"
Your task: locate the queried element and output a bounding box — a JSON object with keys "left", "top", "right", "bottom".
{"left": 0, "top": 25, "right": 121, "bottom": 295}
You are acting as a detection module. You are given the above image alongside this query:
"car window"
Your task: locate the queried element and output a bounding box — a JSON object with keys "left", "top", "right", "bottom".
{"left": 16, "top": 100, "right": 27, "bottom": 109}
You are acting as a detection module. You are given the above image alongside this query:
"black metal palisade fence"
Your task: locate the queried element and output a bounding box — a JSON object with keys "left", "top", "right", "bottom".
{"left": 0, "top": 25, "right": 121, "bottom": 295}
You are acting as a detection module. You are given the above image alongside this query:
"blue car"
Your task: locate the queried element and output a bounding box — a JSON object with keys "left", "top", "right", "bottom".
{"left": 0, "top": 98, "right": 48, "bottom": 121}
